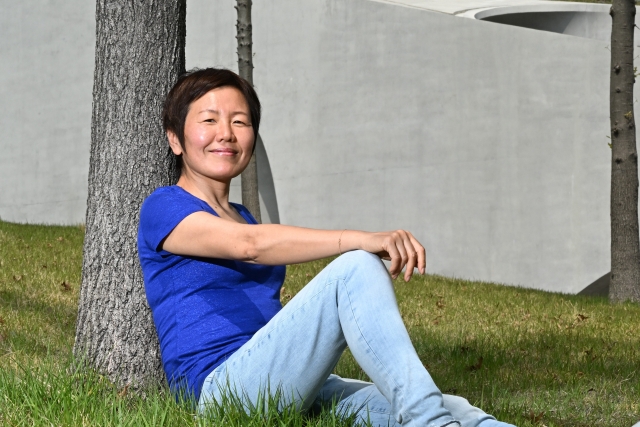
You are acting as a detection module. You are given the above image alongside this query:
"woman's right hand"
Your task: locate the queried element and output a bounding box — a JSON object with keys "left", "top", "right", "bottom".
{"left": 359, "top": 230, "right": 426, "bottom": 282}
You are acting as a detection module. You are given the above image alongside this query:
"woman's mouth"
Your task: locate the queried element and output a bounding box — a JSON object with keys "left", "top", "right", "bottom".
{"left": 211, "top": 148, "right": 238, "bottom": 156}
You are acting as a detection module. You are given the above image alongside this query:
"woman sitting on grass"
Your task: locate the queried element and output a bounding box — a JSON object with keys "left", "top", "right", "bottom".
{"left": 137, "top": 68, "right": 515, "bottom": 427}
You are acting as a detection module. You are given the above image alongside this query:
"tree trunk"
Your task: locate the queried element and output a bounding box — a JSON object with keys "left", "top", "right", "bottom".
{"left": 74, "top": 0, "right": 185, "bottom": 388}
{"left": 236, "top": 0, "right": 262, "bottom": 223}
{"left": 610, "top": 1, "right": 640, "bottom": 303}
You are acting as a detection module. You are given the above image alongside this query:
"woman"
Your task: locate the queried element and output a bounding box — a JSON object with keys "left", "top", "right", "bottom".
{"left": 138, "top": 68, "right": 514, "bottom": 427}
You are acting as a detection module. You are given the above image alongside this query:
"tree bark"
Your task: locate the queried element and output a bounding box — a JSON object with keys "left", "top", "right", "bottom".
{"left": 610, "top": 1, "right": 640, "bottom": 302}
{"left": 236, "top": 0, "right": 262, "bottom": 223}
{"left": 74, "top": 0, "right": 185, "bottom": 388}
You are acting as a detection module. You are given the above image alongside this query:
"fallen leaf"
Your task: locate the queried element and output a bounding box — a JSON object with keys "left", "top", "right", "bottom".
{"left": 60, "top": 281, "right": 72, "bottom": 292}
{"left": 524, "top": 410, "right": 544, "bottom": 423}
{"left": 13, "top": 275, "right": 22, "bottom": 282}
{"left": 57, "top": 237, "right": 64, "bottom": 242}
{"left": 467, "top": 356, "right": 483, "bottom": 371}
{"left": 118, "top": 384, "right": 130, "bottom": 397}
{"left": 576, "top": 314, "right": 589, "bottom": 321}
{"left": 436, "top": 299, "right": 445, "bottom": 309}
{"left": 47, "top": 243, "right": 52, "bottom": 248}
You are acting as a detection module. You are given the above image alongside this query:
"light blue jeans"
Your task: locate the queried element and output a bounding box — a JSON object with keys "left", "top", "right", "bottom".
{"left": 199, "top": 251, "right": 515, "bottom": 427}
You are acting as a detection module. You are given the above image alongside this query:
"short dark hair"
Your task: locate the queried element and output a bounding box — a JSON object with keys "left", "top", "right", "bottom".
{"left": 162, "top": 68, "right": 261, "bottom": 170}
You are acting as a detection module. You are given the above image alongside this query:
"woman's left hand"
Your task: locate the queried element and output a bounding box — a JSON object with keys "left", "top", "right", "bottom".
{"left": 359, "top": 230, "right": 426, "bottom": 282}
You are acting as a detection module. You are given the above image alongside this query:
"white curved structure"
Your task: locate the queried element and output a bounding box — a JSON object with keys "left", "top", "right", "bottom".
{"left": 3, "top": 0, "right": 638, "bottom": 294}
{"left": 469, "top": 3, "right": 612, "bottom": 42}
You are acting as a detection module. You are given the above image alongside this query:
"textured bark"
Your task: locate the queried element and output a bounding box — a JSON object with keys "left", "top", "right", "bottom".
{"left": 236, "top": 0, "right": 262, "bottom": 223}
{"left": 609, "top": 1, "right": 640, "bottom": 302}
{"left": 74, "top": 0, "right": 185, "bottom": 388}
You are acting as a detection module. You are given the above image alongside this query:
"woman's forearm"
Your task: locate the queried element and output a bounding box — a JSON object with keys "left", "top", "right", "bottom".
{"left": 247, "top": 225, "right": 367, "bottom": 265}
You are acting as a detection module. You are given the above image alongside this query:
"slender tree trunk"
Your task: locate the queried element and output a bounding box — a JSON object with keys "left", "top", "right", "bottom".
{"left": 610, "top": 1, "right": 640, "bottom": 303}
{"left": 236, "top": 0, "right": 262, "bottom": 223}
{"left": 74, "top": 0, "right": 185, "bottom": 388}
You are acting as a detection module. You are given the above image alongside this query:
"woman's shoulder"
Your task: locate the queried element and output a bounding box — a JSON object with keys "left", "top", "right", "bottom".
{"left": 141, "top": 185, "right": 210, "bottom": 218}
{"left": 146, "top": 185, "right": 187, "bottom": 199}
{"left": 143, "top": 185, "right": 197, "bottom": 206}
{"left": 138, "top": 186, "right": 211, "bottom": 251}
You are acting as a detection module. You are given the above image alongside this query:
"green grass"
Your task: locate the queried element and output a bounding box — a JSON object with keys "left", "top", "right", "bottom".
{"left": 1, "top": 220, "right": 639, "bottom": 426}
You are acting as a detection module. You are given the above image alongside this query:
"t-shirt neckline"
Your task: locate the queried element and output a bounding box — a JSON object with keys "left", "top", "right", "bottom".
{"left": 170, "top": 185, "right": 254, "bottom": 225}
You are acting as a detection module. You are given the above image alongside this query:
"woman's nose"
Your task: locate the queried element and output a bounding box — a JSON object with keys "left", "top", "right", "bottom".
{"left": 216, "top": 120, "right": 233, "bottom": 141}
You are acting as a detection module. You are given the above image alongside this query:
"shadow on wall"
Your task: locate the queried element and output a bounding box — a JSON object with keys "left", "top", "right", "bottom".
{"left": 578, "top": 272, "right": 610, "bottom": 297}
{"left": 480, "top": 11, "right": 611, "bottom": 41}
{"left": 256, "top": 135, "right": 280, "bottom": 224}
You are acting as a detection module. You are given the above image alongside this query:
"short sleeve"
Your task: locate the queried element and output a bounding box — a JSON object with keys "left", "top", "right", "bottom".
{"left": 139, "top": 187, "right": 209, "bottom": 252}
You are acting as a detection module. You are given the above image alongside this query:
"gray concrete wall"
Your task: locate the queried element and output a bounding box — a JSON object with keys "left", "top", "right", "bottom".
{"left": 0, "top": 0, "right": 629, "bottom": 294}
{"left": 0, "top": 1, "right": 94, "bottom": 224}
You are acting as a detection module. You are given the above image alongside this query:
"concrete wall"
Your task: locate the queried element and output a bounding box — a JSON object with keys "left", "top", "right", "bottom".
{"left": 1, "top": 0, "right": 630, "bottom": 294}
{"left": 0, "top": 1, "right": 94, "bottom": 224}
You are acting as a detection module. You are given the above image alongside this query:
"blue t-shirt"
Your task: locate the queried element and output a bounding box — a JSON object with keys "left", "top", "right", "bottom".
{"left": 137, "top": 186, "right": 286, "bottom": 400}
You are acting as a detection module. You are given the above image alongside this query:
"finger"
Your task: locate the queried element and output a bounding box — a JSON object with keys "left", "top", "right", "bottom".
{"left": 393, "top": 232, "right": 409, "bottom": 280}
{"left": 403, "top": 239, "right": 417, "bottom": 282}
{"left": 393, "top": 230, "right": 415, "bottom": 281}
{"left": 408, "top": 232, "right": 426, "bottom": 275}
{"left": 386, "top": 238, "right": 401, "bottom": 280}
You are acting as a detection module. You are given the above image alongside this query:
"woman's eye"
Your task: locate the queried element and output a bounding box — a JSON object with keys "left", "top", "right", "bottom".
{"left": 204, "top": 119, "right": 216, "bottom": 123}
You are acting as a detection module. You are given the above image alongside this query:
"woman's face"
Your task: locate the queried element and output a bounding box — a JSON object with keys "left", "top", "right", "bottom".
{"left": 168, "top": 86, "right": 255, "bottom": 184}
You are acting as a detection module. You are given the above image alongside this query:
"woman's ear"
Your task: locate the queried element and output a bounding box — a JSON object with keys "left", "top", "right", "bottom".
{"left": 167, "top": 131, "right": 183, "bottom": 156}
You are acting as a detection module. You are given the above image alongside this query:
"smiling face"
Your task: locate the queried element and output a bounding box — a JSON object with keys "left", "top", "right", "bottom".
{"left": 167, "top": 86, "right": 255, "bottom": 185}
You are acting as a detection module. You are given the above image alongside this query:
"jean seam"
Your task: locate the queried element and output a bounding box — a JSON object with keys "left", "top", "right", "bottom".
{"left": 435, "top": 422, "right": 461, "bottom": 427}
{"left": 339, "top": 277, "right": 407, "bottom": 421}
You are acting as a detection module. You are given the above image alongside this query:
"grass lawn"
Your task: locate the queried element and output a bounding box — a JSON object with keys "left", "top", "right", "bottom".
{"left": 0, "top": 220, "right": 638, "bottom": 426}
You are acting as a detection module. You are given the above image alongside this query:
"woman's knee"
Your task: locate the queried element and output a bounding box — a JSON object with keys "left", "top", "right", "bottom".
{"left": 336, "top": 250, "right": 384, "bottom": 271}
{"left": 331, "top": 250, "right": 390, "bottom": 287}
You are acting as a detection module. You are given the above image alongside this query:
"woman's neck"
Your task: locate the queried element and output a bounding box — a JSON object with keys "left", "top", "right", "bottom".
{"left": 175, "top": 169, "right": 248, "bottom": 224}
{"left": 176, "top": 174, "right": 232, "bottom": 212}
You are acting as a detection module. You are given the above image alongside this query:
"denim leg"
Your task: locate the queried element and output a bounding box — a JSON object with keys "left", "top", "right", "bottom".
{"left": 313, "top": 374, "right": 398, "bottom": 427}
{"left": 314, "top": 375, "right": 515, "bottom": 427}
{"left": 199, "top": 250, "right": 502, "bottom": 426}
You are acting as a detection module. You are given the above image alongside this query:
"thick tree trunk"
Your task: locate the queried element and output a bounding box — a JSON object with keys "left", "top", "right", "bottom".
{"left": 74, "top": 0, "right": 185, "bottom": 388}
{"left": 610, "top": 1, "right": 640, "bottom": 303}
{"left": 236, "top": 0, "right": 262, "bottom": 223}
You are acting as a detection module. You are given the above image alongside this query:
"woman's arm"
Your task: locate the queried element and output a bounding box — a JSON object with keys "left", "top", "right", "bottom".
{"left": 162, "top": 211, "right": 425, "bottom": 281}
